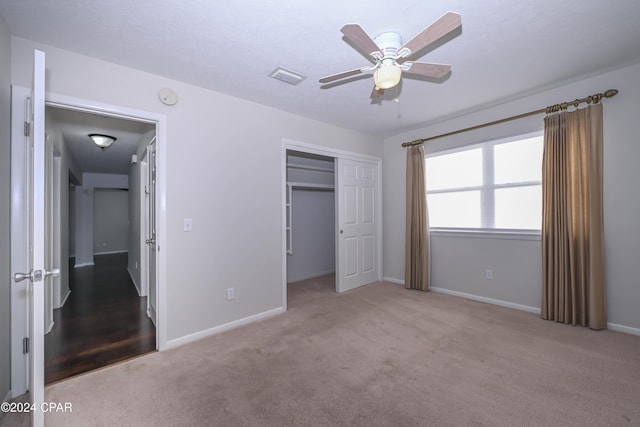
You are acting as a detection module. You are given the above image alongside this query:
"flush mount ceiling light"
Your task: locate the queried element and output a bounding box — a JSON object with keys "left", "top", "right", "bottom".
{"left": 89, "top": 133, "right": 116, "bottom": 149}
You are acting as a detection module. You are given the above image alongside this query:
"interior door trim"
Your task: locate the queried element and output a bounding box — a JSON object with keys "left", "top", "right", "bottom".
{"left": 281, "top": 139, "right": 383, "bottom": 309}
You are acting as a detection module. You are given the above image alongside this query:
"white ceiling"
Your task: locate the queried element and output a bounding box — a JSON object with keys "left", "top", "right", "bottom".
{"left": 2, "top": 1, "right": 640, "bottom": 162}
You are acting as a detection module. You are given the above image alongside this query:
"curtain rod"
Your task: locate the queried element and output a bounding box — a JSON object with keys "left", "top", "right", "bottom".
{"left": 401, "top": 89, "right": 619, "bottom": 148}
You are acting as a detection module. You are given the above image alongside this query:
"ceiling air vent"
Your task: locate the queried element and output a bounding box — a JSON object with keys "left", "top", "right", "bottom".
{"left": 269, "top": 67, "right": 307, "bottom": 86}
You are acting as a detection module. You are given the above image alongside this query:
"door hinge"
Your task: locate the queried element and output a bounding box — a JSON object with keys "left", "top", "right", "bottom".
{"left": 23, "top": 337, "right": 29, "bottom": 354}
{"left": 24, "top": 121, "right": 31, "bottom": 137}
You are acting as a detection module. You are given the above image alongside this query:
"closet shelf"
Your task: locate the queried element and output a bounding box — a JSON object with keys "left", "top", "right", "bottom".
{"left": 286, "top": 163, "right": 334, "bottom": 173}
{"left": 288, "top": 181, "right": 334, "bottom": 191}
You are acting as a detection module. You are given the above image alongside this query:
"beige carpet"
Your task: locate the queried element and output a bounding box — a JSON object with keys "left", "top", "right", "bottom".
{"left": 6, "top": 276, "right": 640, "bottom": 426}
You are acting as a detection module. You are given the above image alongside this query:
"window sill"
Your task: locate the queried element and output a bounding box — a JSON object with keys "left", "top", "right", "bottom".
{"left": 429, "top": 228, "right": 541, "bottom": 241}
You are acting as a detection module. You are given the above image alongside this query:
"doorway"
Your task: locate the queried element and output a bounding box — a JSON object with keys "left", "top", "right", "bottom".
{"left": 286, "top": 150, "right": 336, "bottom": 293}
{"left": 282, "top": 140, "right": 383, "bottom": 310}
{"left": 43, "top": 106, "right": 156, "bottom": 383}
{"left": 10, "top": 87, "right": 167, "bottom": 394}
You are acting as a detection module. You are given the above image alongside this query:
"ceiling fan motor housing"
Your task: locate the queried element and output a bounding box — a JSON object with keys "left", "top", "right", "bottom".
{"left": 374, "top": 32, "right": 403, "bottom": 58}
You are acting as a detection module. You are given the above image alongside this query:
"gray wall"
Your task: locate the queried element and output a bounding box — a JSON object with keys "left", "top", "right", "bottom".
{"left": 287, "top": 190, "right": 335, "bottom": 282}
{"left": 383, "top": 62, "right": 640, "bottom": 331}
{"left": 74, "top": 173, "right": 128, "bottom": 266}
{"left": 94, "top": 189, "right": 129, "bottom": 254}
{"left": 0, "top": 14, "right": 11, "bottom": 403}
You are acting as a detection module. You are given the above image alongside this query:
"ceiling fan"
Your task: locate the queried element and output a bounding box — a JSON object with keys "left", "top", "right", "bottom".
{"left": 319, "top": 12, "right": 461, "bottom": 99}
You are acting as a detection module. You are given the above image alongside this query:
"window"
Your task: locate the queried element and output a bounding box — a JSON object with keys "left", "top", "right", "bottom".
{"left": 425, "top": 133, "right": 543, "bottom": 231}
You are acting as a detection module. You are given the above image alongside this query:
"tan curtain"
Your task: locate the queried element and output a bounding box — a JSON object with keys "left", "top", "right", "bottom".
{"left": 405, "top": 145, "right": 429, "bottom": 291}
{"left": 541, "top": 103, "right": 606, "bottom": 329}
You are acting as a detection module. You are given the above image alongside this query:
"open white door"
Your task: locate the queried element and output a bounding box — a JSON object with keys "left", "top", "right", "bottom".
{"left": 11, "top": 49, "right": 56, "bottom": 427}
{"left": 146, "top": 138, "right": 158, "bottom": 325}
{"left": 336, "top": 158, "right": 378, "bottom": 292}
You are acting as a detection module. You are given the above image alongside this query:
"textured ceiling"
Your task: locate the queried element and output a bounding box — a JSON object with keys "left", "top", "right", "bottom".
{"left": 2, "top": 0, "right": 640, "bottom": 140}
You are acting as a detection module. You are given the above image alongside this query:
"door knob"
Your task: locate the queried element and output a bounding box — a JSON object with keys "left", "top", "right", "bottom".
{"left": 45, "top": 268, "right": 60, "bottom": 278}
{"left": 14, "top": 268, "right": 60, "bottom": 283}
{"left": 13, "top": 271, "right": 33, "bottom": 283}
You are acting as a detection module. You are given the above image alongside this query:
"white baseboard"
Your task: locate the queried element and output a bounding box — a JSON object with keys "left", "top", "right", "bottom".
{"left": 74, "top": 262, "right": 94, "bottom": 268}
{"left": 430, "top": 286, "right": 541, "bottom": 314}
{"left": 59, "top": 288, "right": 71, "bottom": 307}
{"left": 128, "top": 267, "right": 143, "bottom": 296}
{"left": 431, "top": 287, "right": 640, "bottom": 336}
{"left": 147, "top": 305, "right": 156, "bottom": 327}
{"left": 166, "top": 306, "right": 286, "bottom": 350}
{"left": 45, "top": 319, "right": 54, "bottom": 335}
{"left": 384, "top": 278, "right": 640, "bottom": 337}
{"left": 607, "top": 322, "right": 640, "bottom": 336}
{"left": 94, "top": 249, "right": 128, "bottom": 256}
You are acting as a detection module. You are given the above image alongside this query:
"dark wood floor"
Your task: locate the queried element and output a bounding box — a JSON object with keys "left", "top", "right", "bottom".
{"left": 44, "top": 253, "right": 156, "bottom": 384}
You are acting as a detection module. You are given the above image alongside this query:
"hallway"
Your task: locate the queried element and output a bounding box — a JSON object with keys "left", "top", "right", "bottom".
{"left": 44, "top": 253, "right": 155, "bottom": 384}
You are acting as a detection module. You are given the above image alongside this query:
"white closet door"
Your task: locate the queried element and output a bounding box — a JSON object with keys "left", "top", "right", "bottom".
{"left": 336, "top": 158, "right": 378, "bottom": 292}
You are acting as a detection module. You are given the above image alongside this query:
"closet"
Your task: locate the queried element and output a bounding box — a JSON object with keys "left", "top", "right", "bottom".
{"left": 285, "top": 150, "right": 335, "bottom": 284}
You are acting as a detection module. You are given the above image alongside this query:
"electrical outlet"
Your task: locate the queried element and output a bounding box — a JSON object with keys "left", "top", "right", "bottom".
{"left": 226, "top": 287, "right": 235, "bottom": 301}
{"left": 486, "top": 269, "right": 493, "bottom": 280}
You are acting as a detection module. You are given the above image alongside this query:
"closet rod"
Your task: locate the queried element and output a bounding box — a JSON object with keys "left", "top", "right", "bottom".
{"left": 288, "top": 182, "right": 334, "bottom": 191}
{"left": 401, "top": 89, "right": 619, "bottom": 148}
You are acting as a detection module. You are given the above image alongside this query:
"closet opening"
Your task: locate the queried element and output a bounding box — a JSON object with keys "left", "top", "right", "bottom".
{"left": 285, "top": 150, "right": 337, "bottom": 298}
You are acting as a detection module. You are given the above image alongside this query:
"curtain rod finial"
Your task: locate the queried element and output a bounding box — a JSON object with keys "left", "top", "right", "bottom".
{"left": 402, "top": 139, "right": 424, "bottom": 148}
{"left": 604, "top": 89, "right": 618, "bottom": 98}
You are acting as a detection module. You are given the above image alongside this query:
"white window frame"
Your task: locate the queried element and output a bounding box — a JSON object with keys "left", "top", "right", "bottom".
{"left": 425, "top": 131, "right": 543, "bottom": 238}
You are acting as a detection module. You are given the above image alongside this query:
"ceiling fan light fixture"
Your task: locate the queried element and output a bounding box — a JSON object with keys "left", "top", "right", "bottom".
{"left": 89, "top": 133, "right": 116, "bottom": 149}
{"left": 373, "top": 60, "right": 402, "bottom": 90}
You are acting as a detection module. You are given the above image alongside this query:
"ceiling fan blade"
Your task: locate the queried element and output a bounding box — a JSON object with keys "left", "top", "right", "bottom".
{"left": 319, "top": 68, "right": 364, "bottom": 84}
{"left": 400, "top": 12, "right": 461, "bottom": 57}
{"left": 341, "top": 24, "right": 382, "bottom": 58}
{"left": 370, "top": 86, "right": 384, "bottom": 100}
{"left": 404, "top": 62, "right": 451, "bottom": 78}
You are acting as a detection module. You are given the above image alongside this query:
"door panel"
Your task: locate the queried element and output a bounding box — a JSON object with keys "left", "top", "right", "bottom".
{"left": 344, "top": 236, "right": 358, "bottom": 277}
{"left": 30, "top": 49, "right": 46, "bottom": 427}
{"left": 14, "top": 49, "right": 48, "bottom": 427}
{"left": 147, "top": 138, "right": 157, "bottom": 324}
{"left": 361, "top": 186, "right": 375, "bottom": 224}
{"left": 362, "top": 234, "right": 375, "bottom": 273}
{"left": 337, "top": 158, "right": 378, "bottom": 292}
{"left": 344, "top": 185, "right": 357, "bottom": 225}
{"left": 10, "top": 85, "right": 30, "bottom": 397}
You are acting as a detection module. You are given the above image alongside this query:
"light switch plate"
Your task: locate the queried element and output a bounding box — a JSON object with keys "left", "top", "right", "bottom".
{"left": 184, "top": 218, "right": 193, "bottom": 232}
